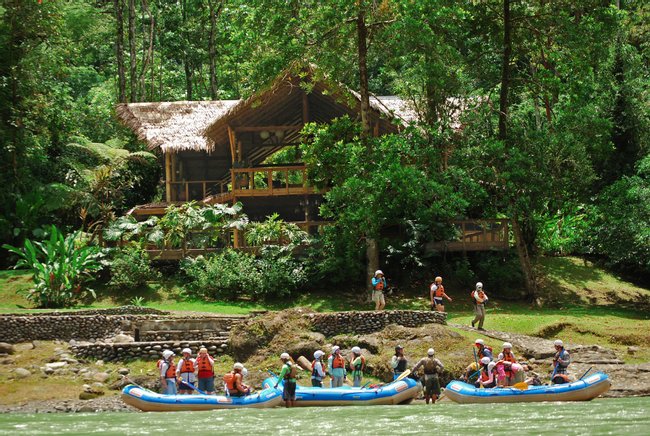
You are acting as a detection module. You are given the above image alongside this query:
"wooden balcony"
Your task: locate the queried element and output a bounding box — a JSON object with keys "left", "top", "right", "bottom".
{"left": 427, "top": 219, "right": 511, "bottom": 252}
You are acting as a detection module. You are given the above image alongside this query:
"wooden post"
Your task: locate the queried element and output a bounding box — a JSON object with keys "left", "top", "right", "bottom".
{"left": 227, "top": 125, "right": 236, "bottom": 163}
{"left": 267, "top": 169, "right": 273, "bottom": 194}
{"left": 164, "top": 153, "right": 172, "bottom": 202}
{"left": 302, "top": 91, "right": 310, "bottom": 124}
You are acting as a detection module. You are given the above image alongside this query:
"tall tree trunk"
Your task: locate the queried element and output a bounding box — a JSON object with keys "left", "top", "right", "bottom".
{"left": 114, "top": 0, "right": 126, "bottom": 103}
{"left": 138, "top": 0, "right": 154, "bottom": 99}
{"left": 182, "top": 0, "right": 193, "bottom": 100}
{"left": 208, "top": 0, "right": 222, "bottom": 100}
{"left": 128, "top": 0, "right": 137, "bottom": 102}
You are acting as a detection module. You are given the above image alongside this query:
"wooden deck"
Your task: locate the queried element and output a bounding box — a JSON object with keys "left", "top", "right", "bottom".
{"left": 427, "top": 219, "right": 510, "bottom": 252}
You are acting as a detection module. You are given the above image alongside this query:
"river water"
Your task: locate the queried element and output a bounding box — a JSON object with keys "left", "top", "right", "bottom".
{"left": 1, "top": 397, "right": 648, "bottom": 435}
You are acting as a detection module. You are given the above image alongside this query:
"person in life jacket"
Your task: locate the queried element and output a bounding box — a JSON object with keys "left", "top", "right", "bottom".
{"left": 470, "top": 282, "right": 489, "bottom": 330}
{"left": 275, "top": 353, "right": 298, "bottom": 407}
{"left": 371, "top": 270, "right": 387, "bottom": 311}
{"left": 474, "top": 339, "right": 493, "bottom": 361}
{"left": 195, "top": 347, "right": 216, "bottom": 395}
{"left": 176, "top": 348, "right": 197, "bottom": 394}
{"left": 430, "top": 276, "right": 452, "bottom": 313}
{"left": 311, "top": 350, "right": 326, "bottom": 387}
{"left": 475, "top": 356, "right": 497, "bottom": 389}
{"left": 327, "top": 345, "right": 347, "bottom": 388}
{"left": 349, "top": 346, "right": 366, "bottom": 387}
{"left": 496, "top": 342, "right": 522, "bottom": 387}
{"left": 159, "top": 349, "right": 177, "bottom": 395}
{"left": 223, "top": 362, "right": 250, "bottom": 397}
{"left": 391, "top": 345, "right": 408, "bottom": 380}
{"left": 551, "top": 340, "right": 571, "bottom": 384}
{"left": 412, "top": 348, "right": 444, "bottom": 404}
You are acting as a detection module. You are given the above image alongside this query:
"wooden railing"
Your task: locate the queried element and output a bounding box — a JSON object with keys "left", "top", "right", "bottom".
{"left": 427, "top": 219, "right": 511, "bottom": 252}
{"left": 169, "top": 180, "right": 228, "bottom": 202}
{"left": 230, "top": 165, "right": 317, "bottom": 197}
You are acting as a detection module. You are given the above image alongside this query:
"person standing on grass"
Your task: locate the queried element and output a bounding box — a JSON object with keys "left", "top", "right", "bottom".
{"left": 372, "top": 270, "right": 387, "bottom": 311}
{"left": 471, "top": 282, "right": 488, "bottom": 330}
{"left": 430, "top": 276, "right": 452, "bottom": 312}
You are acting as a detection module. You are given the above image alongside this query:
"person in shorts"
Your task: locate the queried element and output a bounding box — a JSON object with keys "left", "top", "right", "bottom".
{"left": 371, "top": 270, "right": 387, "bottom": 311}
{"left": 274, "top": 353, "right": 297, "bottom": 407}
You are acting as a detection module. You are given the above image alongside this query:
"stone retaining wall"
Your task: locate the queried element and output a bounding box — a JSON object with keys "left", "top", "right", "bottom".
{"left": 71, "top": 340, "right": 228, "bottom": 362}
{"left": 1, "top": 306, "right": 168, "bottom": 317}
{"left": 0, "top": 315, "right": 130, "bottom": 343}
{"left": 308, "top": 310, "right": 446, "bottom": 336}
{"left": 139, "top": 330, "right": 226, "bottom": 342}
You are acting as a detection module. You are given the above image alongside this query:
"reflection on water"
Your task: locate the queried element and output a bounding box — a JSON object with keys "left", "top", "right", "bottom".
{"left": 1, "top": 397, "right": 649, "bottom": 435}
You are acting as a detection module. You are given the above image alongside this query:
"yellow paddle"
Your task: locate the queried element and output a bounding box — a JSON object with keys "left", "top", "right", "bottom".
{"left": 395, "top": 369, "right": 411, "bottom": 382}
{"left": 512, "top": 381, "right": 528, "bottom": 390}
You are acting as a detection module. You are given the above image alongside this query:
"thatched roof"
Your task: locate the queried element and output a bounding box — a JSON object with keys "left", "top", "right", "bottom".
{"left": 116, "top": 100, "right": 240, "bottom": 153}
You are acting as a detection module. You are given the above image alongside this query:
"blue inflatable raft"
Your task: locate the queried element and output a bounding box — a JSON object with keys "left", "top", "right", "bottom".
{"left": 262, "top": 376, "right": 421, "bottom": 407}
{"left": 444, "top": 372, "right": 611, "bottom": 404}
{"left": 121, "top": 384, "right": 283, "bottom": 411}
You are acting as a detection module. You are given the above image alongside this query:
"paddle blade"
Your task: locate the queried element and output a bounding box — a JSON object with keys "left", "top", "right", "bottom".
{"left": 296, "top": 356, "right": 312, "bottom": 371}
{"left": 513, "top": 382, "right": 528, "bottom": 390}
{"left": 395, "top": 369, "right": 411, "bottom": 382}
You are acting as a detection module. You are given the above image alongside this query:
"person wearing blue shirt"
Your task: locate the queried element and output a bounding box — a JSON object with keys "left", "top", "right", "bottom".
{"left": 371, "top": 269, "right": 387, "bottom": 311}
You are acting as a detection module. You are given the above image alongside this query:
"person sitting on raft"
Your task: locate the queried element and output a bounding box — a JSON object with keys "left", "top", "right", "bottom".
{"left": 412, "top": 348, "right": 444, "bottom": 404}
{"left": 391, "top": 345, "right": 408, "bottom": 380}
{"left": 274, "top": 353, "right": 298, "bottom": 407}
{"left": 551, "top": 339, "right": 571, "bottom": 384}
{"left": 311, "top": 350, "right": 326, "bottom": 387}
{"left": 495, "top": 342, "right": 523, "bottom": 387}
{"left": 176, "top": 348, "right": 196, "bottom": 394}
{"left": 223, "top": 362, "right": 250, "bottom": 397}
{"left": 350, "top": 346, "right": 366, "bottom": 387}
{"left": 327, "top": 345, "right": 347, "bottom": 388}
{"left": 475, "top": 356, "right": 497, "bottom": 389}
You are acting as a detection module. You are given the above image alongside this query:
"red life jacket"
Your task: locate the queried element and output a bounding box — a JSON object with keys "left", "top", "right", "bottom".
{"left": 179, "top": 358, "right": 195, "bottom": 374}
{"left": 480, "top": 367, "right": 494, "bottom": 382}
{"left": 196, "top": 355, "right": 214, "bottom": 377}
{"left": 374, "top": 279, "right": 384, "bottom": 291}
{"left": 223, "top": 372, "right": 241, "bottom": 391}
{"left": 331, "top": 355, "right": 345, "bottom": 369}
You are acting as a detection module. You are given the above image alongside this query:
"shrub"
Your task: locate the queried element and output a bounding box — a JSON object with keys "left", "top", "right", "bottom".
{"left": 108, "top": 245, "right": 161, "bottom": 291}
{"left": 181, "top": 248, "right": 307, "bottom": 301}
{"left": 2, "top": 225, "right": 102, "bottom": 308}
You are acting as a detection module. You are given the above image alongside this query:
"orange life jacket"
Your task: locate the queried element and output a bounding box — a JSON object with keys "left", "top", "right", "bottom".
{"left": 480, "top": 367, "right": 494, "bottom": 383}
{"left": 374, "top": 279, "right": 384, "bottom": 291}
{"left": 434, "top": 284, "right": 445, "bottom": 298}
{"left": 159, "top": 360, "right": 176, "bottom": 378}
{"left": 502, "top": 352, "right": 516, "bottom": 364}
{"left": 196, "top": 355, "right": 214, "bottom": 377}
{"left": 179, "top": 358, "right": 195, "bottom": 374}
{"left": 331, "top": 355, "right": 345, "bottom": 369}
{"left": 472, "top": 290, "right": 487, "bottom": 304}
{"left": 223, "top": 371, "right": 242, "bottom": 391}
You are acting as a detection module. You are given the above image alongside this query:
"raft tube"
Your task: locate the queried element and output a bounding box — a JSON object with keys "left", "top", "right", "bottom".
{"left": 444, "top": 372, "right": 611, "bottom": 404}
{"left": 121, "top": 384, "right": 283, "bottom": 412}
{"left": 262, "top": 376, "right": 421, "bottom": 407}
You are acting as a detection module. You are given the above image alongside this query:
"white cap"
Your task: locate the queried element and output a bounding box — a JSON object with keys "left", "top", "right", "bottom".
{"left": 162, "top": 350, "right": 174, "bottom": 359}
{"left": 554, "top": 340, "right": 563, "bottom": 347}
{"left": 351, "top": 346, "right": 361, "bottom": 354}
{"left": 182, "top": 348, "right": 192, "bottom": 354}
{"left": 332, "top": 345, "right": 340, "bottom": 353}
{"left": 427, "top": 348, "right": 435, "bottom": 356}
{"left": 314, "top": 350, "right": 324, "bottom": 359}
{"left": 475, "top": 339, "right": 484, "bottom": 345}
{"left": 503, "top": 342, "right": 512, "bottom": 349}
{"left": 480, "top": 356, "right": 491, "bottom": 365}
{"left": 375, "top": 270, "right": 384, "bottom": 277}
{"left": 280, "top": 352, "right": 291, "bottom": 360}
{"left": 233, "top": 362, "right": 244, "bottom": 370}
{"left": 476, "top": 282, "right": 483, "bottom": 289}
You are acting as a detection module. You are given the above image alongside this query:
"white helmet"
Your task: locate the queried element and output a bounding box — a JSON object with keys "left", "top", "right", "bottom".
{"left": 233, "top": 362, "right": 244, "bottom": 370}
{"left": 554, "top": 340, "right": 563, "bottom": 347}
{"left": 162, "top": 350, "right": 174, "bottom": 359}
{"left": 375, "top": 270, "right": 384, "bottom": 277}
{"left": 475, "top": 339, "right": 484, "bottom": 345}
{"left": 314, "top": 350, "right": 324, "bottom": 359}
{"left": 351, "top": 346, "right": 361, "bottom": 354}
{"left": 427, "top": 348, "right": 435, "bottom": 356}
{"left": 332, "top": 345, "right": 340, "bottom": 353}
{"left": 182, "top": 348, "right": 192, "bottom": 354}
{"left": 280, "top": 352, "right": 291, "bottom": 360}
{"left": 503, "top": 342, "right": 512, "bottom": 349}
{"left": 480, "top": 357, "right": 491, "bottom": 365}
{"left": 476, "top": 282, "right": 483, "bottom": 289}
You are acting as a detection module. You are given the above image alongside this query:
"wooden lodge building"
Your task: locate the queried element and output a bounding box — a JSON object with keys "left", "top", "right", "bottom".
{"left": 117, "top": 68, "right": 509, "bottom": 255}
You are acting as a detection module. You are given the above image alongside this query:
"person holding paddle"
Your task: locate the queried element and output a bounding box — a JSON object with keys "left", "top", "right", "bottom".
{"left": 176, "top": 348, "right": 197, "bottom": 395}
{"left": 412, "top": 348, "right": 444, "bottom": 404}
{"left": 391, "top": 345, "right": 408, "bottom": 381}
{"left": 551, "top": 340, "right": 571, "bottom": 384}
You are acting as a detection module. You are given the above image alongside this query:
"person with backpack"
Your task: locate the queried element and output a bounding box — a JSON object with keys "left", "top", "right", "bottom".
{"left": 274, "top": 353, "right": 298, "bottom": 407}
{"left": 430, "top": 276, "right": 452, "bottom": 312}
{"left": 327, "top": 345, "right": 347, "bottom": 388}
{"left": 471, "top": 282, "right": 489, "bottom": 330}
{"left": 349, "top": 346, "right": 366, "bottom": 387}
{"left": 158, "top": 349, "right": 177, "bottom": 395}
{"left": 371, "top": 270, "right": 387, "bottom": 311}
{"left": 195, "top": 347, "right": 216, "bottom": 395}
{"left": 412, "top": 348, "right": 444, "bottom": 404}
{"left": 176, "top": 348, "right": 196, "bottom": 394}
{"left": 311, "top": 350, "right": 326, "bottom": 387}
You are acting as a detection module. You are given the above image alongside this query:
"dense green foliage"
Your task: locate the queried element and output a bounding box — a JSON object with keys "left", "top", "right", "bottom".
{"left": 1, "top": 0, "right": 649, "bottom": 296}
{"left": 2, "top": 226, "right": 102, "bottom": 308}
{"left": 107, "top": 244, "right": 161, "bottom": 291}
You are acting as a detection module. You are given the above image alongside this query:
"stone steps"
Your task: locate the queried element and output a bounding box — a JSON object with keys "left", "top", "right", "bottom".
{"left": 72, "top": 340, "right": 230, "bottom": 362}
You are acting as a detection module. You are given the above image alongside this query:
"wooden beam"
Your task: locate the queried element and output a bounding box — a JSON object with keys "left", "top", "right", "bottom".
{"left": 232, "top": 124, "right": 304, "bottom": 133}
{"left": 227, "top": 125, "right": 236, "bottom": 164}
{"left": 164, "top": 153, "right": 172, "bottom": 202}
{"left": 302, "top": 91, "right": 309, "bottom": 124}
